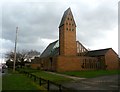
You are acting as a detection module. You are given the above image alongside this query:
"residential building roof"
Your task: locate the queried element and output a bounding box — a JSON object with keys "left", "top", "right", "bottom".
{"left": 31, "top": 57, "right": 40, "bottom": 64}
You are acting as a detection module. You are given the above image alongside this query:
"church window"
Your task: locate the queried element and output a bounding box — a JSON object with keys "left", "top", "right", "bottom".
{"left": 89, "top": 59, "right": 92, "bottom": 68}
{"left": 66, "top": 28, "right": 68, "bottom": 31}
{"left": 85, "top": 59, "right": 86, "bottom": 68}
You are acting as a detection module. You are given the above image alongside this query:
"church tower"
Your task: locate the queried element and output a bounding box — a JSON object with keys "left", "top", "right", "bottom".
{"left": 59, "top": 8, "right": 77, "bottom": 56}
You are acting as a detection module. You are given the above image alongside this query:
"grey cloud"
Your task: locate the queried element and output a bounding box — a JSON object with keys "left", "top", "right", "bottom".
{"left": 75, "top": 1, "right": 117, "bottom": 47}
{"left": 2, "top": 1, "right": 118, "bottom": 53}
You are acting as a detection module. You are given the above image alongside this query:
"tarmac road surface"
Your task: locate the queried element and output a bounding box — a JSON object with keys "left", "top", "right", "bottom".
{"left": 62, "top": 74, "right": 119, "bottom": 91}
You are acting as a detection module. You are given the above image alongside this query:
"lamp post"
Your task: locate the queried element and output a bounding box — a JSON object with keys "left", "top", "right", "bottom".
{"left": 13, "top": 26, "right": 18, "bottom": 72}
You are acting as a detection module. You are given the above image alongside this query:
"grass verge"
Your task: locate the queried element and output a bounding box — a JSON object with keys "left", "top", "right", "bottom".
{"left": 18, "top": 68, "right": 73, "bottom": 84}
{"left": 2, "top": 69, "right": 45, "bottom": 91}
{"left": 32, "top": 71, "right": 72, "bottom": 83}
{"left": 60, "top": 70, "right": 120, "bottom": 78}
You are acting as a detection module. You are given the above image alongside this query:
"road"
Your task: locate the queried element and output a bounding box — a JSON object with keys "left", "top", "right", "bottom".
{"left": 62, "top": 74, "right": 119, "bottom": 91}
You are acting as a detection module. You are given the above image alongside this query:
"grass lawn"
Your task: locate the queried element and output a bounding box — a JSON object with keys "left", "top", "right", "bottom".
{"left": 18, "top": 68, "right": 39, "bottom": 73}
{"left": 2, "top": 70, "right": 45, "bottom": 91}
{"left": 60, "top": 70, "right": 120, "bottom": 78}
{"left": 18, "top": 68, "right": 73, "bottom": 84}
{"left": 32, "top": 71, "right": 72, "bottom": 83}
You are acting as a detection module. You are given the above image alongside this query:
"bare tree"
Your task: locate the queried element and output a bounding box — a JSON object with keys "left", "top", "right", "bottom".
{"left": 5, "top": 49, "right": 40, "bottom": 68}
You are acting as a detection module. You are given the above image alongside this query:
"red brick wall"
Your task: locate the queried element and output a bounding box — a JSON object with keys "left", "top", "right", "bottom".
{"left": 40, "top": 57, "right": 57, "bottom": 71}
{"left": 105, "top": 49, "right": 119, "bottom": 70}
{"left": 30, "top": 56, "right": 98, "bottom": 72}
{"left": 56, "top": 56, "right": 97, "bottom": 72}
{"left": 59, "top": 11, "right": 77, "bottom": 56}
{"left": 31, "top": 64, "right": 40, "bottom": 69}
{"left": 56, "top": 56, "right": 81, "bottom": 72}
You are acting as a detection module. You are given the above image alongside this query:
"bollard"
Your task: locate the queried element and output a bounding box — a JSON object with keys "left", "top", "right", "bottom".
{"left": 59, "top": 85, "right": 62, "bottom": 92}
{"left": 39, "top": 78, "right": 41, "bottom": 86}
{"left": 47, "top": 80, "right": 50, "bottom": 91}
{"left": 34, "top": 75, "right": 36, "bottom": 82}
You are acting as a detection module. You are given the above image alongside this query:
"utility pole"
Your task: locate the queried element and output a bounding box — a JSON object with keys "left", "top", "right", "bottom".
{"left": 13, "top": 26, "right": 18, "bottom": 72}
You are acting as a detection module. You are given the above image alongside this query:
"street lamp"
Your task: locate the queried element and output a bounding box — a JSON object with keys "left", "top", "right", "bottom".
{"left": 13, "top": 26, "right": 18, "bottom": 72}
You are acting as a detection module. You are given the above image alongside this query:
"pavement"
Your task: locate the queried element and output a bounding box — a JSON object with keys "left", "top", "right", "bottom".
{"left": 45, "top": 71, "right": 86, "bottom": 80}
{"left": 62, "top": 74, "right": 119, "bottom": 90}
{"left": 46, "top": 71, "right": 119, "bottom": 91}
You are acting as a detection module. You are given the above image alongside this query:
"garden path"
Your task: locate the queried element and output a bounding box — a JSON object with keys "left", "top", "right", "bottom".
{"left": 45, "top": 71, "right": 86, "bottom": 81}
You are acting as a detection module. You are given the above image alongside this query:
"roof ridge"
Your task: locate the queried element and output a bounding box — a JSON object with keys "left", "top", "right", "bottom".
{"left": 89, "top": 48, "right": 111, "bottom": 52}
{"left": 49, "top": 40, "right": 58, "bottom": 44}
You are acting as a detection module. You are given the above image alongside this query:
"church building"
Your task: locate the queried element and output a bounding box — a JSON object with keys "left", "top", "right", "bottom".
{"left": 31, "top": 8, "right": 119, "bottom": 72}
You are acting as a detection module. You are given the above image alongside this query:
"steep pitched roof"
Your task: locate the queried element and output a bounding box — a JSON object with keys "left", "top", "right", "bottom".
{"left": 85, "top": 48, "right": 111, "bottom": 56}
{"left": 59, "top": 7, "right": 76, "bottom": 27}
{"left": 40, "top": 40, "right": 59, "bottom": 58}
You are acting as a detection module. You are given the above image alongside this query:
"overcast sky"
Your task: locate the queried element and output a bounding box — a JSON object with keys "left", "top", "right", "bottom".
{"left": 0, "top": 0, "right": 119, "bottom": 62}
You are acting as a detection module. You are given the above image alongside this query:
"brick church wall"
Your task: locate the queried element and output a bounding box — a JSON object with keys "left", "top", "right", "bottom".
{"left": 31, "top": 64, "right": 40, "bottom": 69}
{"left": 56, "top": 56, "right": 98, "bottom": 72}
{"left": 105, "top": 49, "right": 119, "bottom": 70}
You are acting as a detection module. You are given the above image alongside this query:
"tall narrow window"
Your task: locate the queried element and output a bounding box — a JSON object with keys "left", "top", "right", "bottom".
{"left": 85, "top": 59, "right": 86, "bottom": 68}
{"left": 66, "top": 28, "right": 68, "bottom": 31}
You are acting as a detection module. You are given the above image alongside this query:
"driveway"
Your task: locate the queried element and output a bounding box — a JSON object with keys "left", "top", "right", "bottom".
{"left": 62, "top": 74, "right": 119, "bottom": 90}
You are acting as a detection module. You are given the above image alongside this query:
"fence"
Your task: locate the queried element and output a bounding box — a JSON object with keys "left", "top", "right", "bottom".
{"left": 18, "top": 70, "right": 70, "bottom": 91}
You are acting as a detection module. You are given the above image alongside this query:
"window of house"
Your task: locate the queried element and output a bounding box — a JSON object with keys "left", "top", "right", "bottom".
{"left": 66, "top": 22, "right": 68, "bottom": 25}
{"left": 72, "top": 29, "right": 74, "bottom": 31}
{"left": 68, "top": 17, "right": 69, "bottom": 20}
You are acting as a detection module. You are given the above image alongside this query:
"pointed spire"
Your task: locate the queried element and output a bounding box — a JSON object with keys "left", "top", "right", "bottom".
{"left": 59, "top": 7, "right": 76, "bottom": 28}
{"left": 59, "top": 7, "right": 75, "bottom": 27}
